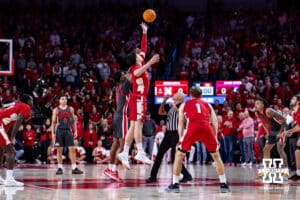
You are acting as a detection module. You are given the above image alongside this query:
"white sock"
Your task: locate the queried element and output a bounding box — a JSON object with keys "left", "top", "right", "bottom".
{"left": 111, "top": 164, "right": 117, "bottom": 172}
{"left": 123, "top": 145, "right": 130, "bottom": 155}
{"left": 58, "top": 164, "right": 63, "bottom": 169}
{"left": 172, "top": 175, "right": 180, "bottom": 184}
{"left": 137, "top": 143, "right": 143, "bottom": 152}
{"left": 297, "top": 170, "right": 300, "bottom": 176}
{"left": 219, "top": 174, "right": 227, "bottom": 183}
{"left": 108, "top": 163, "right": 112, "bottom": 170}
{"left": 6, "top": 170, "right": 13, "bottom": 180}
{"left": 72, "top": 164, "right": 77, "bottom": 170}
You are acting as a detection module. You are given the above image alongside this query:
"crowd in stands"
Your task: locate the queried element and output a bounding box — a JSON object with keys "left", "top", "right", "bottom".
{"left": 0, "top": 1, "right": 299, "bottom": 173}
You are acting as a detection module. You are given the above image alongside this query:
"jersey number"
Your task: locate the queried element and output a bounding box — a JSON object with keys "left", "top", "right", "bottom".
{"left": 196, "top": 103, "right": 201, "bottom": 113}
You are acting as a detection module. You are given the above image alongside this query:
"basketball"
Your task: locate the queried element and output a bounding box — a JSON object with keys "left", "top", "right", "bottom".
{"left": 143, "top": 9, "right": 156, "bottom": 23}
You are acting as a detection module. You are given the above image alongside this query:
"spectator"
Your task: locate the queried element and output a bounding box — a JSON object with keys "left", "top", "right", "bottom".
{"left": 142, "top": 112, "right": 156, "bottom": 159}
{"left": 92, "top": 140, "right": 110, "bottom": 164}
{"left": 83, "top": 123, "right": 98, "bottom": 163}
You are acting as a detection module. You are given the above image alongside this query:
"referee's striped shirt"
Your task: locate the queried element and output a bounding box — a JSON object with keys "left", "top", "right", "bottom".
{"left": 166, "top": 106, "right": 179, "bottom": 131}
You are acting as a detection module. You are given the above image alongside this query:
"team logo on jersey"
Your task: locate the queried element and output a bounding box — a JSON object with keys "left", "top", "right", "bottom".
{"left": 258, "top": 159, "right": 289, "bottom": 184}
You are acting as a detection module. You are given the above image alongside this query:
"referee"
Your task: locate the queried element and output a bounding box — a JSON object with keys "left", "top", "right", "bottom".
{"left": 146, "top": 92, "right": 192, "bottom": 183}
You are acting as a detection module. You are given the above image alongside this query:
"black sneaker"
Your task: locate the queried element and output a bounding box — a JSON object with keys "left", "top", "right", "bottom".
{"left": 290, "top": 174, "right": 300, "bottom": 181}
{"left": 179, "top": 175, "right": 192, "bottom": 183}
{"left": 220, "top": 182, "right": 230, "bottom": 193}
{"left": 72, "top": 168, "right": 84, "bottom": 174}
{"left": 165, "top": 183, "right": 180, "bottom": 193}
{"left": 146, "top": 177, "right": 157, "bottom": 183}
{"left": 56, "top": 168, "right": 63, "bottom": 175}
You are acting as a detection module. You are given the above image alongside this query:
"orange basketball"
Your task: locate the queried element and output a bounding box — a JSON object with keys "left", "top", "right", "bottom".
{"left": 143, "top": 9, "right": 156, "bottom": 23}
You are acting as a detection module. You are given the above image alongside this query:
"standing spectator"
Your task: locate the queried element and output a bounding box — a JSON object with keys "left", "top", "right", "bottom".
{"left": 89, "top": 106, "right": 102, "bottom": 131}
{"left": 221, "top": 110, "right": 237, "bottom": 165}
{"left": 23, "top": 124, "right": 37, "bottom": 163}
{"left": 39, "top": 118, "right": 52, "bottom": 164}
{"left": 238, "top": 110, "right": 255, "bottom": 166}
{"left": 83, "top": 123, "right": 98, "bottom": 163}
{"left": 236, "top": 112, "right": 245, "bottom": 164}
{"left": 142, "top": 112, "right": 156, "bottom": 159}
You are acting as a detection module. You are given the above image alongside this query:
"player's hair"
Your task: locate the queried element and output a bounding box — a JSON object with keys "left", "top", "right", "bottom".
{"left": 189, "top": 86, "right": 202, "bottom": 98}
{"left": 58, "top": 94, "right": 68, "bottom": 99}
{"left": 255, "top": 96, "right": 268, "bottom": 107}
{"left": 114, "top": 71, "right": 124, "bottom": 83}
{"left": 126, "top": 50, "right": 137, "bottom": 67}
{"left": 19, "top": 94, "right": 33, "bottom": 104}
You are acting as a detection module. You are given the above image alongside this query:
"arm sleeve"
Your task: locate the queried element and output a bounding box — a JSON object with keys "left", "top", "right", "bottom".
{"left": 140, "top": 33, "right": 147, "bottom": 57}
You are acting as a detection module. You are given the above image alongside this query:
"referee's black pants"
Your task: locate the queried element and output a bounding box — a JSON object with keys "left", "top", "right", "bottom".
{"left": 150, "top": 130, "right": 191, "bottom": 179}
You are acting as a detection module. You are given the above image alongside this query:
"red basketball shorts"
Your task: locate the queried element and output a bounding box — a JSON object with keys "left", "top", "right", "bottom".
{"left": 179, "top": 122, "right": 218, "bottom": 153}
{"left": 128, "top": 95, "right": 147, "bottom": 121}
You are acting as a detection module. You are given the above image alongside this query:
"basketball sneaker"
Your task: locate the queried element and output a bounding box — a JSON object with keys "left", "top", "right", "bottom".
{"left": 117, "top": 153, "right": 130, "bottom": 170}
{"left": 165, "top": 183, "right": 180, "bottom": 193}
{"left": 134, "top": 152, "right": 153, "bottom": 165}
{"left": 72, "top": 168, "right": 84, "bottom": 174}
{"left": 104, "top": 168, "right": 121, "bottom": 182}
{"left": 220, "top": 182, "right": 230, "bottom": 193}
{"left": 56, "top": 168, "right": 63, "bottom": 175}
{"left": 4, "top": 178, "right": 24, "bottom": 187}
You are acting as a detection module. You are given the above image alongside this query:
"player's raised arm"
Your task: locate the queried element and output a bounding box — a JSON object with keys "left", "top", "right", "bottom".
{"left": 140, "top": 22, "right": 148, "bottom": 57}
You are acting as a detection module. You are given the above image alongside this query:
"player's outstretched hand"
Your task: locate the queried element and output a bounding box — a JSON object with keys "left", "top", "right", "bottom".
{"left": 140, "top": 22, "right": 148, "bottom": 33}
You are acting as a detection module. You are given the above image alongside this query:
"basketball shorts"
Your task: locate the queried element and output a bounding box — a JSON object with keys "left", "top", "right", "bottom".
{"left": 55, "top": 128, "right": 75, "bottom": 147}
{"left": 266, "top": 130, "right": 279, "bottom": 144}
{"left": 113, "top": 113, "right": 128, "bottom": 139}
{"left": 179, "top": 122, "right": 218, "bottom": 153}
{"left": 128, "top": 95, "right": 147, "bottom": 121}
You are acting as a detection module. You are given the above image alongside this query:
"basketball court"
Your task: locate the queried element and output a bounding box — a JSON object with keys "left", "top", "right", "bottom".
{"left": 0, "top": 163, "right": 299, "bottom": 199}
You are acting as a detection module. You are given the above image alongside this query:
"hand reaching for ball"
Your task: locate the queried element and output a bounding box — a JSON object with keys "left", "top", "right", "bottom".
{"left": 140, "top": 22, "right": 148, "bottom": 33}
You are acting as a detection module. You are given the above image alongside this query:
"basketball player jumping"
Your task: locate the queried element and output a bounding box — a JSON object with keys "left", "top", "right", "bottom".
{"left": 51, "top": 94, "right": 83, "bottom": 175}
{"left": 0, "top": 94, "right": 33, "bottom": 186}
{"left": 118, "top": 23, "right": 160, "bottom": 169}
{"left": 166, "top": 87, "right": 230, "bottom": 193}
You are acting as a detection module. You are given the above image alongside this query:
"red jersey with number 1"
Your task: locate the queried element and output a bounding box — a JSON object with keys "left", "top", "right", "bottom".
{"left": 184, "top": 98, "right": 210, "bottom": 123}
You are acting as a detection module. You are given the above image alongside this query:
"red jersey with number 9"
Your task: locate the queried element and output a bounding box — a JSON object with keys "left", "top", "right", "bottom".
{"left": 184, "top": 98, "right": 210, "bottom": 122}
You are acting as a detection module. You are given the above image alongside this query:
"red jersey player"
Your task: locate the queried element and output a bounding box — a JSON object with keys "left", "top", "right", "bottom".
{"left": 0, "top": 94, "right": 33, "bottom": 186}
{"left": 118, "top": 22, "right": 159, "bottom": 169}
{"left": 166, "top": 87, "right": 230, "bottom": 193}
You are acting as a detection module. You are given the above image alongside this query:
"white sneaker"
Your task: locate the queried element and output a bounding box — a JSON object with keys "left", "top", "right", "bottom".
{"left": 247, "top": 162, "right": 253, "bottom": 167}
{"left": 4, "top": 179, "right": 24, "bottom": 187}
{"left": 0, "top": 178, "right": 4, "bottom": 185}
{"left": 241, "top": 163, "right": 247, "bottom": 166}
{"left": 134, "top": 152, "right": 153, "bottom": 165}
{"left": 117, "top": 152, "right": 131, "bottom": 170}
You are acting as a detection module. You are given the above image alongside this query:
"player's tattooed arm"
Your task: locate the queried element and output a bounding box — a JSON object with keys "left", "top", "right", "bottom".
{"left": 266, "top": 108, "right": 286, "bottom": 133}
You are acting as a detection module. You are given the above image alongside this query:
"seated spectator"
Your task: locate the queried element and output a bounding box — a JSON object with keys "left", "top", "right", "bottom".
{"left": 74, "top": 139, "right": 86, "bottom": 164}
{"left": 47, "top": 146, "right": 66, "bottom": 164}
{"left": 92, "top": 140, "right": 110, "bottom": 164}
